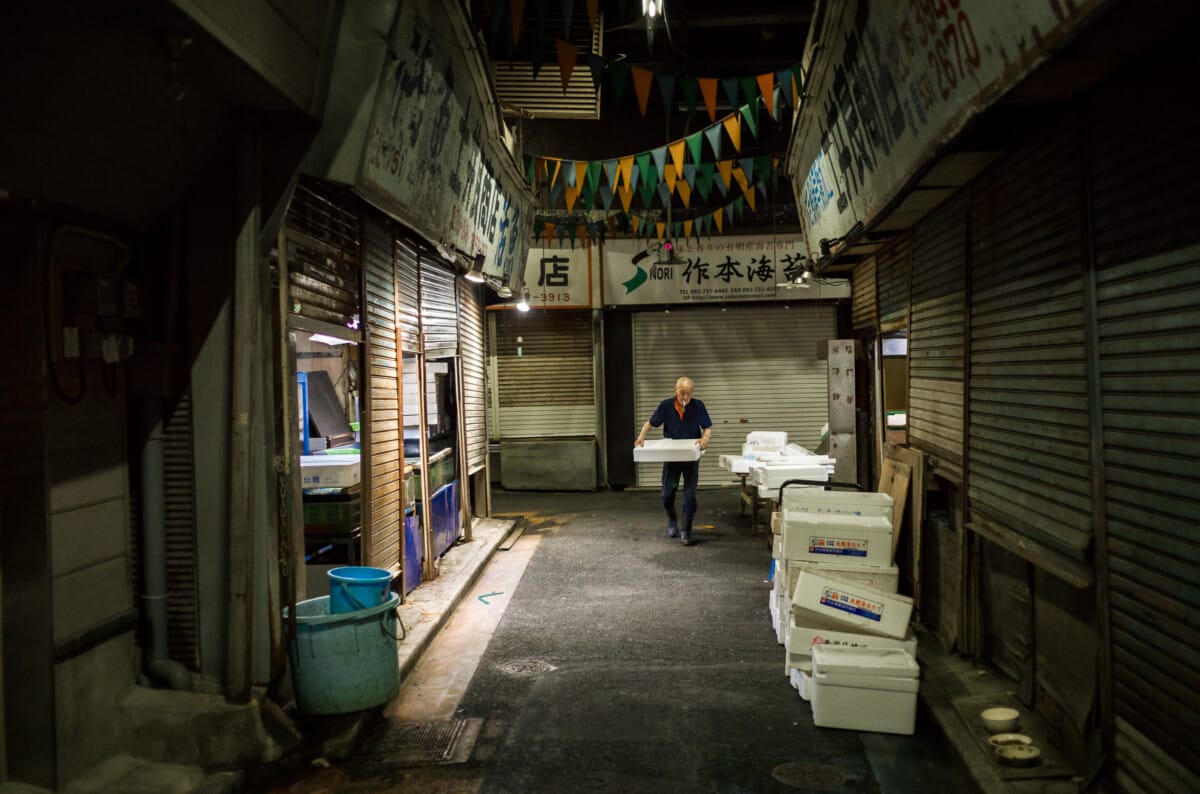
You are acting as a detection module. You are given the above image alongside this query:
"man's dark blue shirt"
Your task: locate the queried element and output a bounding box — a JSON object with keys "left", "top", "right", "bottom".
{"left": 649, "top": 397, "right": 712, "bottom": 440}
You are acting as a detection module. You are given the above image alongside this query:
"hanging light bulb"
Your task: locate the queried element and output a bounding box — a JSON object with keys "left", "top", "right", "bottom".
{"left": 516, "top": 287, "right": 531, "bottom": 312}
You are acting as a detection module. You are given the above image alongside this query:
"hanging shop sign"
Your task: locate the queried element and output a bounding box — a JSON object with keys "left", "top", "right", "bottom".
{"left": 603, "top": 236, "right": 849, "bottom": 306}
{"left": 786, "top": 0, "right": 1105, "bottom": 261}
{"left": 359, "top": 0, "right": 533, "bottom": 284}
{"left": 525, "top": 244, "right": 595, "bottom": 310}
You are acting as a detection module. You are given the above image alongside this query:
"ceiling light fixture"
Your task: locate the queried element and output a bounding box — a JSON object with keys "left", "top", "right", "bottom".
{"left": 464, "top": 252, "right": 486, "bottom": 283}
{"left": 516, "top": 288, "right": 531, "bottom": 312}
{"left": 497, "top": 285, "right": 513, "bottom": 299}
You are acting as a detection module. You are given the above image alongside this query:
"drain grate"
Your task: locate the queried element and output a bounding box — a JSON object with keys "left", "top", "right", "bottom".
{"left": 498, "top": 659, "right": 557, "bottom": 677}
{"left": 356, "top": 718, "right": 481, "bottom": 767}
{"left": 771, "top": 761, "right": 848, "bottom": 790}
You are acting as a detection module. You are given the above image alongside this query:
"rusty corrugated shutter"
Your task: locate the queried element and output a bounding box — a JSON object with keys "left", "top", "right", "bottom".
{"left": 419, "top": 252, "right": 459, "bottom": 357}
{"left": 494, "top": 309, "right": 594, "bottom": 438}
{"left": 395, "top": 236, "right": 421, "bottom": 352}
{"left": 163, "top": 390, "right": 199, "bottom": 670}
{"left": 1090, "top": 68, "right": 1200, "bottom": 793}
{"left": 851, "top": 257, "right": 877, "bottom": 331}
{"left": 908, "top": 193, "right": 967, "bottom": 484}
{"left": 284, "top": 178, "right": 361, "bottom": 328}
{"left": 361, "top": 218, "right": 402, "bottom": 571}
{"left": 876, "top": 234, "right": 912, "bottom": 333}
{"left": 458, "top": 278, "right": 488, "bottom": 474}
{"left": 967, "top": 122, "right": 1091, "bottom": 565}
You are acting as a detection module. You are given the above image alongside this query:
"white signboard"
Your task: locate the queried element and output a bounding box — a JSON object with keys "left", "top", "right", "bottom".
{"left": 359, "top": 0, "right": 532, "bottom": 283}
{"left": 525, "top": 245, "right": 595, "bottom": 309}
{"left": 788, "top": 0, "right": 1104, "bottom": 259}
{"left": 603, "top": 236, "right": 849, "bottom": 306}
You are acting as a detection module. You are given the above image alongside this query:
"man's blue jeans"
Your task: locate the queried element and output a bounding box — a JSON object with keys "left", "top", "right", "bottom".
{"left": 661, "top": 460, "right": 700, "bottom": 529}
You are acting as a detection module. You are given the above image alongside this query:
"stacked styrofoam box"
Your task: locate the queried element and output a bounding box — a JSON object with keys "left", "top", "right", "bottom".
{"left": 780, "top": 511, "right": 894, "bottom": 566}
{"left": 782, "top": 489, "right": 894, "bottom": 518}
{"left": 791, "top": 570, "right": 913, "bottom": 638}
{"left": 742, "top": 431, "right": 787, "bottom": 458}
{"left": 810, "top": 646, "right": 920, "bottom": 735}
{"left": 786, "top": 609, "right": 916, "bottom": 673}
{"left": 633, "top": 439, "right": 704, "bottom": 462}
{"left": 750, "top": 462, "right": 836, "bottom": 490}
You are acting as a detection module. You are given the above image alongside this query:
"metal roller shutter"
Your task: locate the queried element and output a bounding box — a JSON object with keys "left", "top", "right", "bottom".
{"left": 493, "top": 310, "right": 595, "bottom": 438}
{"left": 1090, "top": 70, "right": 1200, "bottom": 793}
{"left": 909, "top": 193, "right": 968, "bottom": 484}
{"left": 395, "top": 236, "right": 421, "bottom": 352}
{"left": 419, "top": 254, "right": 459, "bottom": 357}
{"left": 876, "top": 235, "right": 913, "bottom": 333}
{"left": 967, "top": 122, "right": 1092, "bottom": 567}
{"left": 633, "top": 304, "right": 836, "bottom": 488}
{"left": 851, "top": 257, "right": 877, "bottom": 332}
{"left": 458, "top": 278, "right": 488, "bottom": 474}
{"left": 284, "top": 178, "right": 361, "bottom": 329}
{"left": 362, "top": 218, "right": 402, "bottom": 570}
{"left": 163, "top": 390, "right": 198, "bottom": 670}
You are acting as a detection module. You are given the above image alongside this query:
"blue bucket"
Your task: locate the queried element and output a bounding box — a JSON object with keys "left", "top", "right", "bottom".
{"left": 328, "top": 566, "right": 393, "bottom": 614}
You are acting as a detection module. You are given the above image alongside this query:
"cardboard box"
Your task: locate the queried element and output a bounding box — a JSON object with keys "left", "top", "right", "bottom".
{"left": 791, "top": 570, "right": 913, "bottom": 639}
{"left": 781, "top": 511, "right": 894, "bottom": 566}
{"left": 300, "top": 455, "right": 361, "bottom": 489}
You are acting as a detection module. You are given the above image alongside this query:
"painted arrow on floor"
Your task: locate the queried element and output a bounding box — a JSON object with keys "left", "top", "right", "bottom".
{"left": 477, "top": 591, "right": 504, "bottom": 605}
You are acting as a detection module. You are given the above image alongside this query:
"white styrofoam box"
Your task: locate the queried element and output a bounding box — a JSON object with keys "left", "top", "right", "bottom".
{"left": 792, "top": 570, "right": 914, "bottom": 638}
{"left": 786, "top": 612, "right": 917, "bottom": 671}
{"left": 300, "top": 455, "right": 361, "bottom": 489}
{"left": 810, "top": 646, "right": 919, "bottom": 735}
{"left": 771, "top": 511, "right": 781, "bottom": 535}
{"left": 746, "top": 430, "right": 788, "bottom": 449}
{"left": 633, "top": 439, "right": 704, "bottom": 462}
{"left": 772, "top": 535, "right": 782, "bottom": 560}
{"left": 718, "top": 454, "right": 752, "bottom": 474}
{"left": 782, "top": 489, "right": 894, "bottom": 520}
{"left": 750, "top": 464, "right": 833, "bottom": 490}
{"left": 780, "top": 512, "right": 894, "bottom": 566}
{"left": 790, "top": 668, "right": 812, "bottom": 701}
{"left": 786, "top": 561, "right": 900, "bottom": 596}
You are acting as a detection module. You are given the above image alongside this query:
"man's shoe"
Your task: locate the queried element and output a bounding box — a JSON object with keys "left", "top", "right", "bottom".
{"left": 667, "top": 520, "right": 679, "bottom": 538}
{"left": 680, "top": 531, "right": 692, "bottom": 546}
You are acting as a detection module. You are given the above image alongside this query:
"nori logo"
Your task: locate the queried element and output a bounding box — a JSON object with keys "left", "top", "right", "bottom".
{"left": 622, "top": 251, "right": 650, "bottom": 294}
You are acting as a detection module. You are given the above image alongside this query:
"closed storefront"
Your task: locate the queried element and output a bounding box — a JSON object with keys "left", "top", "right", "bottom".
{"left": 632, "top": 304, "right": 836, "bottom": 489}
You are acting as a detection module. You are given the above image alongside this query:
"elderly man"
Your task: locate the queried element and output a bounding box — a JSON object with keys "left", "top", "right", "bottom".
{"left": 634, "top": 376, "right": 713, "bottom": 545}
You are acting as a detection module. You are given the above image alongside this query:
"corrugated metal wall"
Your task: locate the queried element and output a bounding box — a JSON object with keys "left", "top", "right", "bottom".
{"left": 967, "top": 121, "right": 1092, "bottom": 565}
{"left": 908, "top": 193, "right": 968, "bottom": 484}
{"left": 851, "top": 256, "right": 878, "bottom": 332}
{"left": 875, "top": 235, "right": 913, "bottom": 333}
{"left": 395, "top": 236, "right": 421, "bottom": 352}
{"left": 362, "top": 218, "right": 403, "bottom": 571}
{"left": 633, "top": 305, "right": 836, "bottom": 488}
{"left": 493, "top": 310, "right": 595, "bottom": 438}
{"left": 163, "top": 390, "right": 199, "bottom": 669}
{"left": 458, "top": 278, "right": 488, "bottom": 474}
{"left": 284, "top": 178, "right": 361, "bottom": 328}
{"left": 419, "top": 254, "right": 458, "bottom": 357}
{"left": 1089, "top": 64, "right": 1200, "bottom": 793}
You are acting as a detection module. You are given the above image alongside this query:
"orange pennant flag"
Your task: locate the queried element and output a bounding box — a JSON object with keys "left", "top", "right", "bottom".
{"left": 699, "top": 78, "right": 719, "bottom": 123}
{"left": 722, "top": 114, "right": 741, "bottom": 153}
{"left": 555, "top": 39, "right": 579, "bottom": 94}
{"left": 668, "top": 140, "right": 686, "bottom": 178}
{"left": 714, "top": 208, "right": 724, "bottom": 233}
{"left": 565, "top": 183, "right": 581, "bottom": 212}
{"left": 677, "top": 179, "right": 692, "bottom": 208}
{"left": 733, "top": 165, "right": 749, "bottom": 193}
{"left": 664, "top": 165, "right": 678, "bottom": 193}
{"left": 631, "top": 66, "right": 654, "bottom": 116}
{"left": 717, "top": 159, "right": 733, "bottom": 190}
{"left": 549, "top": 159, "right": 562, "bottom": 188}
{"left": 618, "top": 184, "right": 634, "bottom": 212}
{"left": 684, "top": 220, "right": 694, "bottom": 239}
{"left": 757, "top": 72, "right": 774, "bottom": 117}
{"left": 586, "top": 0, "right": 600, "bottom": 31}
{"left": 743, "top": 183, "right": 756, "bottom": 212}
{"left": 544, "top": 221, "right": 555, "bottom": 246}
{"left": 618, "top": 156, "right": 634, "bottom": 190}
{"left": 631, "top": 215, "right": 641, "bottom": 236}
{"left": 574, "top": 161, "right": 588, "bottom": 193}
{"left": 656, "top": 221, "right": 666, "bottom": 241}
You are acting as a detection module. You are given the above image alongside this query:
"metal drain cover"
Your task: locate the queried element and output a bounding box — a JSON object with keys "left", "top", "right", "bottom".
{"left": 356, "top": 718, "right": 482, "bottom": 767}
{"left": 771, "top": 761, "right": 848, "bottom": 789}
{"left": 498, "top": 659, "right": 557, "bottom": 677}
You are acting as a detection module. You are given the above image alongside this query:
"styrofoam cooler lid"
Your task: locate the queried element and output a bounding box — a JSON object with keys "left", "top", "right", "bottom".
{"left": 811, "top": 646, "right": 919, "bottom": 679}
{"left": 782, "top": 511, "right": 894, "bottom": 532}
{"left": 812, "top": 670, "right": 920, "bottom": 694}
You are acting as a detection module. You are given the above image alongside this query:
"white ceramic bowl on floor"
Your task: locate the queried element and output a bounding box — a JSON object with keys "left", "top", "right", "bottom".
{"left": 980, "top": 706, "right": 1020, "bottom": 733}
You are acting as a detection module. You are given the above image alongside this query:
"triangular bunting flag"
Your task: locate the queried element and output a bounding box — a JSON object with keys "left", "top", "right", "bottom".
{"left": 629, "top": 163, "right": 640, "bottom": 192}
{"left": 586, "top": 161, "right": 602, "bottom": 194}
{"left": 697, "top": 162, "right": 714, "bottom": 202}
{"left": 699, "top": 78, "right": 719, "bottom": 123}
{"left": 755, "top": 155, "right": 770, "bottom": 189}
{"left": 531, "top": 0, "right": 548, "bottom": 76}
{"left": 677, "top": 179, "right": 692, "bottom": 207}
{"left": 664, "top": 164, "right": 678, "bottom": 193}
{"left": 683, "top": 163, "right": 697, "bottom": 187}
{"left": 740, "top": 75, "right": 759, "bottom": 118}
{"left": 656, "top": 72, "right": 676, "bottom": 114}
{"left": 734, "top": 195, "right": 745, "bottom": 219}
{"left": 672, "top": 222, "right": 682, "bottom": 240}
{"left": 635, "top": 153, "right": 652, "bottom": 190}
{"left": 651, "top": 146, "right": 667, "bottom": 181}
{"left": 791, "top": 65, "right": 802, "bottom": 107}
{"left": 684, "top": 219, "right": 693, "bottom": 240}
{"left": 574, "top": 161, "right": 588, "bottom": 191}
{"left": 526, "top": 156, "right": 536, "bottom": 187}
{"left": 771, "top": 157, "right": 782, "bottom": 191}
{"left": 685, "top": 132, "right": 703, "bottom": 167}
{"left": 609, "top": 60, "right": 630, "bottom": 105}
{"left": 544, "top": 221, "right": 555, "bottom": 246}
{"left": 618, "top": 156, "right": 634, "bottom": 191}
{"left": 772, "top": 85, "right": 783, "bottom": 122}
{"left": 576, "top": 224, "right": 588, "bottom": 243}
{"left": 739, "top": 157, "right": 755, "bottom": 186}
{"left": 565, "top": 183, "right": 581, "bottom": 211}
{"left": 555, "top": 39, "right": 578, "bottom": 93}
{"left": 776, "top": 69, "right": 792, "bottom": 107}
{"left": 565, "top": 160, "right": 577, "bottom": 188}
{"left": 733, "top": 163, "right": 749, "bottom": 193}
{"left": 720, "top": 78, "right": 740, "bottom": 112}
{"left": 604, "top": 159, "right": 619, "bottom": 188}
{"left": 638, "top": 165, "right": 657, "bottom": 207}
{"left": 743, "top": 183, "right": 756, "bottom": 212}
{"left": 704, "top": 125, "right": 722, "bottom": 160}
{"left": 714, "top": 207, "right": 724, "bottom": 233}
{"left": 669, "top": 140, "right": 686, "bottom": 178}
{"left": 656, "top": 221, "right": 665, "bottom": 241}
{"left": 680, "top": 78, "right": 698, "bottom": 120}
{"left": 631, "top": 215, "right": 641, "bottom": 237}
{"left": 600, "top": 183, "right": 615, "bottom": 210}
{"left": 741, "top": 101, "right": 760, "bottom": 138}
{"left": 586, "top": 0, "right": 600, "bottom": 31}
{"left": 717, "top": 159, "right": 733, "bottom": 191}
{"left": 757, "top": 72, "right": 775, "bottom": 117}
{"left": 631, "top": 66, "right": 654, "bottom": 116}
{"left": 512, "top": 0, "right": 528, "bottom": 47}
{"left": 587, "top": 53, "right": 606, "bottom": 90}
{"left": 723, "top": 114, "right": 742, "bottom": 152}
{"left": 549, "top": 159, "right": 563, "bottom": 188}
{"left": 618, "top": 184, "right": 634, "bottom": 212}
{"left": 561, "top": 0, "right": 574, "bottom": 37}
{"left": 657, "top": 182, "right": 671, "bottom": 208}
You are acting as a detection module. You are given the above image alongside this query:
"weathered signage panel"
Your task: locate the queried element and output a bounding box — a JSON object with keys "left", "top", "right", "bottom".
{"left": 521, "top": 245, "right": 595, "bottom": 310}
{"left": 603, "top": 237, "right": 850, "bottom": 306}
{"left": 788, "top": 0, "right": 1105, "bottom": 259}
{"left": 359, "top": 0, "right": 532, "bottom": 283}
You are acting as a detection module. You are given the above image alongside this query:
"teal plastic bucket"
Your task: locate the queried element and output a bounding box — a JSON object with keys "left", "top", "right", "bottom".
{"left": 284, "top": 594, "right": 403, "bottom": 714}
{"left": 328, "top": 566, "right": 393, "bottom": 614}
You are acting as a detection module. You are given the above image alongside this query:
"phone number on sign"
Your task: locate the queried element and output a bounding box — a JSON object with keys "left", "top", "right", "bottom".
{"left": 537, "top": 292, "right": 572, "bottom": 303}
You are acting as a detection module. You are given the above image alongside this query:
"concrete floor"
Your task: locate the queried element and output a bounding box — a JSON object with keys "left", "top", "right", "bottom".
{"left": 264, "top": 487, "right": 977, "bottom": 793}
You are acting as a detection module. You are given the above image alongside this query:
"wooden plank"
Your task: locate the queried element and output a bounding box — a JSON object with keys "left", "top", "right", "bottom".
{"left": 884, "top": 446, "right": 925, "bottom": 606}
{"left": 878, "top": 459, "right": 911, "bottom": 561}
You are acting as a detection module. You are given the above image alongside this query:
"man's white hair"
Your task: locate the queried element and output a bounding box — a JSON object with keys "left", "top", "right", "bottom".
{"left": 675, "top": 377, "right": 694, "bottom": 390}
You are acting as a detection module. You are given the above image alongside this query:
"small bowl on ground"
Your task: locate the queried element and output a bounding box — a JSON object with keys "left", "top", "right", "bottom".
{"left": 980, "top": 706, "right": 1020, "bottom": 733}
{"left": 996, "top": 744, "right": 1041, "bottom": 767}
{"left": 988, "top": 733, "right": 1033, "bottom": 750}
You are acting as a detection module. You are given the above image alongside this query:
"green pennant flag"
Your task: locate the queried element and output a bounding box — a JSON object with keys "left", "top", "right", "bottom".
{"left": 720, "top": 78, "right": 739, "bottom": 110}
{"left": 656, "top": 72, "right": 676, "bottom": 114}
{"left": 600, "top": 183, "right": 615, "bottom": 210}
{"left": 704, "top": 125, "right": 722, "bottom": 161}
{"left": 739, "top": 76, "right": 758, "bottom": 115}
{"left": 526, "top": 155, "right": 536, "bottom": 186}
{"left": 561, "top": 0, "right": 574, "bottom": 37}
{"left": 683, "top": 163, "right": 697, "bottom": 187}
{"left": 565, "top": 159, "right": 577, "bottom": 188}
{"left": 657, "top": 182, "right": 671, "bottom": 207}
{"left": 755, "top": 155, "right": 770, "bottom": 190}
{"left": 697, "top": 162, "right": 714, "bottom": 201}
{"left": 734, "top": 195, "right": 745, "bottom": 220}
{"left": 604, "top": 158, "right": 619, "bottom": 187}
{"left": 776, "top": 69, "right": 792, "bottom": 106}
{"left": 635, "top": 152, "right": 653, "bottom": 190}
{"left": 531, "top": 0, "right": 550, "bottom": 77}
{"left": 695, "top": 214, "right": 706, "bottom": 238}
{"left": 739, "top": 157, "right": 755, "bottom": 186}
{"left": 638, "top": 164, "right": 658, "bottom": 207}
{"left": 792, "top": 65, "right": 803, "bottom": 98}
{"left": 686, "top": 132, "right": 703, "bottom": 167}
{"left": 609, "top": 60, "right": 630, "bottom": 106}
{"left": 741, "top": 102, "right": 759, "bottom": 138}
{"left": 580, "top": 182, "right": 594, "bottom": 210}
{"left": 672, "top": 221, "right": 682, "bottom": 240}
{"left": 587, "top": 160, "right": 603, "bottom": 193}
{"left": 680, "top": 77, "right": 699, "bottom": 120}
{"left": 651, "top": 146, "right": 668, "bottom": 181}
{"left": 587, "top": 54, "right": 606, "bottom": 89}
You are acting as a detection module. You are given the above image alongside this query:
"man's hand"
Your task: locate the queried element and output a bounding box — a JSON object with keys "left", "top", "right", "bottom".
{"left": 698, "top": 439, "right": 708, "bottom": 451}
{"left": 634, "top": 437, "right": 645, "bottom": 448}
